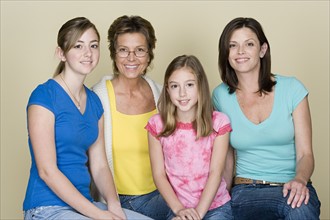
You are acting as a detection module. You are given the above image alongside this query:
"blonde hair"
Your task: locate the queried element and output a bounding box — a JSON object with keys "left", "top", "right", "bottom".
{"left": 53, "top": 17, "right": 100, "bottom": 77}
{"left": 158, "top": 55, "right": 213, "bottom": 139}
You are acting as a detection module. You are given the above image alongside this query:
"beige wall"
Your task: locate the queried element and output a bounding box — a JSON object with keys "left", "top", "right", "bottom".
{"left": 1, "top": 1, "right": 329, "bottom": 219}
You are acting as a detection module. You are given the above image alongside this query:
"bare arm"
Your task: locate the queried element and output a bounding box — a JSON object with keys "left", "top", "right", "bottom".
{"left": 222, "top": 145, "right": 235, "bottom": 191}
{"left": 195, "top": 132, "right": 230, "bottom": 219}
{"left": 283, "top": 97, "right": 314, "bottom": 208}
{"left": 28, "top": 105, "right": 121, "bottom": 219}
{"left": 148, "top": 133, "right": 200, "bottom": 219}
{"left": 88, "top": 115, "right": 126, "bottom": 219}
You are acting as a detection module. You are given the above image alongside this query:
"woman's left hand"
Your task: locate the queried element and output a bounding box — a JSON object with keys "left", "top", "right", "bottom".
{"left": 283, "top": 178, "right": 309, "bottom": 208}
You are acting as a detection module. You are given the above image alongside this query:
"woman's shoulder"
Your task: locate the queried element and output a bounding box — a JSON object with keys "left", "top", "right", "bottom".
{"left": 92, "top": 75, "right": 114, "bottom": 91}
{"left": 275, "top": 74, "right": 303, "bottom": 85}
{"left": 275, "top": 74, "right": 307, "bottom": 92}
{"left": 85, "top": 86, "right": 104, "bottom": 113}
{"left": 213, "top": 82, "right": 229, "bottom": 93}
{"left": 142, "top": 75, "right": 162, "bottom": 95}
{"left": 212, "top": 82, "right": 231, "bottom": 100}
{"left": 27, "top": 79, "right": 58, "bottom": 111}
{"left": 30, "top": 79, "right": 57, "bottom": 98}
{"left": 86, "top": 86, "right": 101, "bottom": 101}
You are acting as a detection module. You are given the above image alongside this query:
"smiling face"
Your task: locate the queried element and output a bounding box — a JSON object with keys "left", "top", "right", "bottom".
{"left": 115, "top": 32, "right": 150, "bottom": 79}
{"left": 167, "top": 67, "right": 198, "bottom": 121}
{"left": 60, "top": 28, "right": 100, "bottom": 76}
{"left": 228, "top": 27, "right": 267, "bottom": 76}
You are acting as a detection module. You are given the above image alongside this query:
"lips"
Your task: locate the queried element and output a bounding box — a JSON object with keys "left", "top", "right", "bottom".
{"left": 235, "top": 58, "right": 249, "bottom": 63}
{"left": 81, "top": 61, "right": 93, "bottom": 64}
{"left": 125, "top": 64, "right": 138, "bottom": 69}
{"left": 178, "top": 100, "right": 189, "bottom": 105}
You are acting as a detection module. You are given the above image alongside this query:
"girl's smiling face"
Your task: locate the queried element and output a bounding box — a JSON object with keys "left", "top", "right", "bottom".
{"left": 167, "top": 67, "right": 198, "bottom": 121}
{"left": 61, "top": 28, "right": 100, "bottom": 76}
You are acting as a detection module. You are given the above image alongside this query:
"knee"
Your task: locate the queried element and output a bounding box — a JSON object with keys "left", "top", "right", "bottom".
{"left": 287, "top": 202, "right": 320, "bottom": 220}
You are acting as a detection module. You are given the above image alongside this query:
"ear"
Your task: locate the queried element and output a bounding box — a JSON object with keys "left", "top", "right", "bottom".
{"left": 56, "top": 47, "right": 66, "bottom": 62}
{"left": 259, "top": 43, "right": 268, "bottom": 58}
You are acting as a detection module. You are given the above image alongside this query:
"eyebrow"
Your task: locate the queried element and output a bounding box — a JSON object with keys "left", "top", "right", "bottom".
{"left": 77, "top": 39, "right": 99, "bottom": 43}
{"left": 230, "top": 38, "right": 256, "bottom": 43}
{"left": 168, "top": 79, "right": 196, "bottom": 84}
{"left": 117, "top": 44, "right": 147, "bottom": 47}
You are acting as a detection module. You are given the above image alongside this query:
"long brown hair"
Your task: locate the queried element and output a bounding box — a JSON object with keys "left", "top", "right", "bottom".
{"left": 158, "top": 55, "right": 213, "bottom": 139}
{"left": 53, "top": 17, "right": 100, "bottom": 77}
{"left": 218, "top": 17, "right": 276, "bottom": 94}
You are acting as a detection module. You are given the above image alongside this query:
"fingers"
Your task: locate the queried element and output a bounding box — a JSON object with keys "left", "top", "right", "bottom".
{"left": 176, "top": 208, "right": 201, "bottom": 220}
{"left": 304, "top": 190, "right": 310, "bottom": 205}
{"left": 282, "top": 183, "right": 289, "bottom": 197}
{"left": 283, "top": 180, "right": 310, "bottom": 208}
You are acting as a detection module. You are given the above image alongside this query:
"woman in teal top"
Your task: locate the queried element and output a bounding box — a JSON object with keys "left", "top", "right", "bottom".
{"left": 212, "top": 17, "right": 320, "bottom": 220}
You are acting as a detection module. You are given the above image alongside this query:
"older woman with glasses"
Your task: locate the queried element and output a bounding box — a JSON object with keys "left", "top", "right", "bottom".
{"left": 92, "top": 15, "right": 170, "bottom": 220}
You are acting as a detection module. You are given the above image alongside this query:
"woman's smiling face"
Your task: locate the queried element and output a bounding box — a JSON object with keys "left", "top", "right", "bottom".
{"left": 115, "top": 32, "right": 150, "bottom": 79}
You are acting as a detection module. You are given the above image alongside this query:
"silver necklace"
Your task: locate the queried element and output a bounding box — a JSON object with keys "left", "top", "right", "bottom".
{"left": 59, "top": 74, "right": 82, "bottom": 110}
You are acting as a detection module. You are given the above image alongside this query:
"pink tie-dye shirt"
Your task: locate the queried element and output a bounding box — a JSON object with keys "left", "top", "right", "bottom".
{"left": 145, "top": 111, "right": 232, "bottom": 210}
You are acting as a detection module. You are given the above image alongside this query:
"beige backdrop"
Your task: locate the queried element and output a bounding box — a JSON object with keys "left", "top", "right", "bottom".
{"left": 1, "top": 1, "right": 329, "bottom": 219}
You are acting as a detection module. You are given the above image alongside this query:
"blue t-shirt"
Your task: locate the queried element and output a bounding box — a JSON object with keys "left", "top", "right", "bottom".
{"left": 23, "top": 79, "right": 104, "bottom": 210}
{"left": 212, "top": 75, "right": 308, "bottom": 183}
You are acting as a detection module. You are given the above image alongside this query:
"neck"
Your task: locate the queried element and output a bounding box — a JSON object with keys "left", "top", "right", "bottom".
{"left": 113, "top": 75, "right": 145, "bottom": 94}
{"left": 60, "top": 72, "right": 85, "bottom": 96}
{"left": 176, "top": 109, "right": 196, "bottom": 123}
{"left": 236, "top": 73, "right": 259, "bottom": 93}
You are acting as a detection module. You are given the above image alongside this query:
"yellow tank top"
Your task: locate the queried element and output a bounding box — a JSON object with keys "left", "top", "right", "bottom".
{"left": 106, "top": 80, "right": 157, "bottom": 195}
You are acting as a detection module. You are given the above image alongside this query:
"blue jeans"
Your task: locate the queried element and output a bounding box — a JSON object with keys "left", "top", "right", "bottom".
{"left": 231, "top": 183, "right": 321, "bottom": 220}
{"left": 119, "top": 189, "right": 171, "bottom": 220}
{"left": 24, "top": 201, "right": 151, "bottom": 219}
{"left": 167, "top": 200, "right": 233, "bottom": 220}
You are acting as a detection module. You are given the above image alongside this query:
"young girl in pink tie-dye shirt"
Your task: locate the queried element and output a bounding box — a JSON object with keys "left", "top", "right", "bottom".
{"left": 145, "top": 55, "right": 233, "bottom": 220}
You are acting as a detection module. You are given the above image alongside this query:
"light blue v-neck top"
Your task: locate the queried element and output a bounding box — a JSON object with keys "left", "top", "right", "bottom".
{"left": 212, "top": 75, "right": 308, "bottom": 183}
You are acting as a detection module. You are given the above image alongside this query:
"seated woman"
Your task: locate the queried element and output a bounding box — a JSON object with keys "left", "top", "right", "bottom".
{"left": 212, "top": 17, "right": 321, "bottom": 220}
{"left": 92, "top": 15, "right": 170, "bottom": 220}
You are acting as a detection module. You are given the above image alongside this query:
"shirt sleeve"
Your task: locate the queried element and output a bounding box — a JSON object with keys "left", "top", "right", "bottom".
{"left": 145, "top": 114, "right": 163, "bottom": 138}
{"left": 212, "top": 86, "right": 222, "bottom": 112}
{"left": 289, "top": 77, "right": 308, "bottom": 111}
{"left": 27, "top": 83, "right": 55, "bottom": 113}
{"left": 89, "top": 89, "right": 104, "bottom": 120}
{"left": 212, "top": 111, "right": 232, "bottom": 136}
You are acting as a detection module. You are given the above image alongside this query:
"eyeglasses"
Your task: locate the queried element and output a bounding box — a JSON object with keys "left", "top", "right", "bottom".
{"left": 116, "top": 47, "right": 149, "bottom": 58}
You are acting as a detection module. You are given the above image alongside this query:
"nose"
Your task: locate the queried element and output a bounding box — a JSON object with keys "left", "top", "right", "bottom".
{"left": 237, "top": 45, "right": 245, "bottom": 55}
{"left": 84, "top": 47, "right": 92, "bottom": 57}
{"left": 127, "top": 51, "right": 136, "bottom": 61}
{"left": 179, "top": 87, "right": 186, "bottom": 97}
